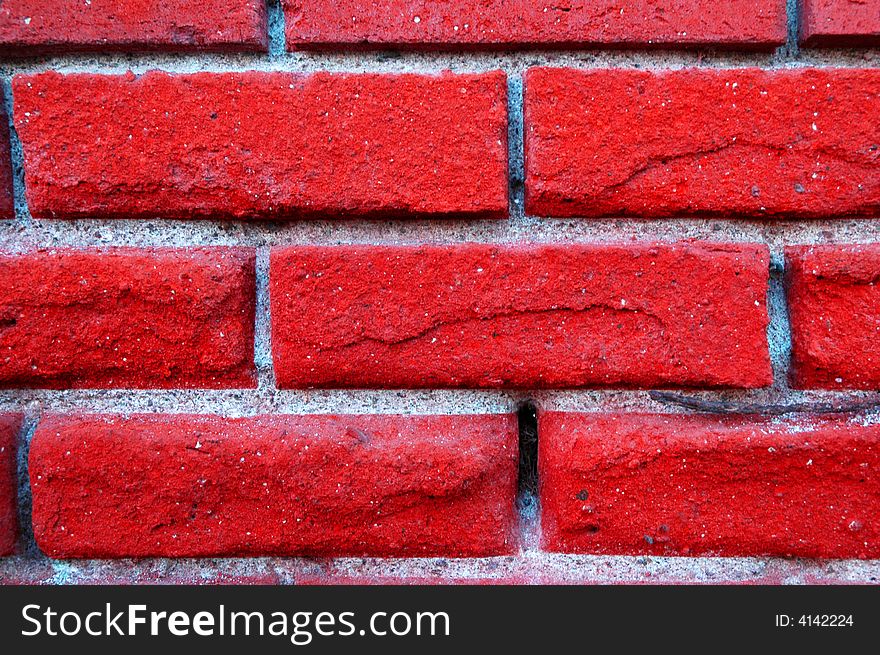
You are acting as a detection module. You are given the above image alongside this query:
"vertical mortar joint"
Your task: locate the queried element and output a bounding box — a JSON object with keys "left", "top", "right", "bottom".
{"left": 516, "top": 400, "right": 539, "bottom": 518}
{"left": 767, "top": 249, "right": 793, "bottom": 393}
{"left": 2, "top": 76, "right": 33, "bottom": 225}
{"left": 266, "top": 0, "right": 287, "bottom": 59}
{"left": 507, "top": 74, "right": 525, "bottom": 222}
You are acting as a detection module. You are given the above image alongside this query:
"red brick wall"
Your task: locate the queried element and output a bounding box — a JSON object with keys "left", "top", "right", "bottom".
{"left": 0, "top": 1, "right": 878, "bottom": 585}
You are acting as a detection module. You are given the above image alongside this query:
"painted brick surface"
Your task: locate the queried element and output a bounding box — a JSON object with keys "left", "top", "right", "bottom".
{"left": 801, "top": 0, "right": 880, "bottom": 47}
{"left": 284, "top": 0, "right": 787, "bottom": 50}
{"left": 0, "top": 414, "right": 21, "bottom": 556}
{"left": 270, "top": 243, "right": 772, "bottom": 389}
{"left": 0, "top": 88, "right": 13, "bottom": 220}
{"left": 524, "top": 67, "right": 880, "bottom": 218}
{"left": 0, "top": 248, "right": 256, "bottom": 389}
{"left": 787, "top": 245, "right": 880, "bottom": 390}
{"left": 13, "top": 70, "right": 509, "bottom": 220}
{"left": 29, "top": 413, "right": 519, "bottom": 558}
{"left": 0, "top": 0, "right": 879, "bottom": 588}
{"left": 0, "top": 0, "right": 267, "bottom": 53}
{"left": 540, "top": 412, "right": 880, "bottom": 558}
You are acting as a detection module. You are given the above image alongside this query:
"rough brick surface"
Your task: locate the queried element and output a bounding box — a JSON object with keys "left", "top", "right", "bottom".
{"left": 14, "top": 71, "right": 508, "bottom": 220}
{"left": 30, "top": 413, "right": 519, "bottom": 558}
{"left": 0, "top": 88, "right": 13, "bottom": 220}
{"left": 284, "top": 0, "right": 786, "bottom": 50}
{"left": 801, "top": 0, "right": 880, "bottom": 47}
{"left": 787, "top": 245, "right": 880, "bottom": 390}
{"left": 0, "top": 248, "right": 256, "bottom": 389}
{"left": 0, "top": 0, "right": 267, "bottom": 53}
{"left": 270, "top": 243, "right": 772, "bottom": 389}
{"left": 540, "top": 412, "right": 880, "bottom": 558}
{"left": 0, "top": 414, "right": 21, "bottom": 556}
{"left": 524, "top": 68, "right": 880, "bottom": 218}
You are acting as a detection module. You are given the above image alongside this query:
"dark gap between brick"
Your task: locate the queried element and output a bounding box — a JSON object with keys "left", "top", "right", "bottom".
{"left": 516, "top": 400, "right": 539, "bottom": 512}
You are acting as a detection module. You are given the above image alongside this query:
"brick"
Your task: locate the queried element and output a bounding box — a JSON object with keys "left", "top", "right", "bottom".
{"left": 0, "top": 248, "right": 256, "bottom": 389}
{"left": 524, "top": 67, "right": 880, "bottom": 218}
{"left": 14, "top": 71, "right": 508, "bottom": 220}
{"left": 801, "top": 0, "right": 880, "bottom": 47}
{"left": 270, "top": 243, "right": 772, "bottom": 389}
{"left": 540, "top": 412, "right": 880, "bottom": 558}
{"left": 0, "top": 414, "right": 21, "bottom": 556}
{"left": 787, "top": 245, "right": 880, "bottom": 390}
{"left": 0, "top": 0, "right": 267, "bottom": 53}
{"left": 285, "top": 1, "right": 786, "bottom": 50}
{"left": 29, "top": 413, "right": 519, "bottom": 558}
{"left": 0, "top": 88, "right": 13, "bottom": 220}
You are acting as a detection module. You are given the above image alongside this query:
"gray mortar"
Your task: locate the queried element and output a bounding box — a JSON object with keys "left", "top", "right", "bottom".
{"left": 2, "top": 550, "right": 879, "bottom": 585}
{"left": 1, "top": 4, "right": 879, "bottom": 583}
{"left": 266, "top": 0, "right": 287, "bottom": 58}
{"left": 784, "top": 0, "right": 801, "bottom": 60}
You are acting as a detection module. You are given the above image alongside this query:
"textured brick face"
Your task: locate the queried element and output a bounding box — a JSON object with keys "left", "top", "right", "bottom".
{"left": 0, "top": 88, "right": 13, "bottom": 220}
{"left": 524, "top": 68, "right": 880, "bottom": 218}
{"left": 787, "top": 245, "right": 880, "bottom": 390}
{"left": 284, "top": 0, "right": 786, "bottom": 49}
{"left": 30, "top": 413, "right": 519, "bottom": 558}
{"left": 0, "top": 414, "right": 21, "bottom": 556}
{"left": 801, "top": 0, "right": 880, "bottom": 46}
{"left": 540, "top": 412, "right": 880, "bottom": 559}
{"left": 0, "top": 249, "right": 256, "bottom": 389}
{"left": 13, "top": 71, "right": 509, "bottom": 220}
{"left": 0, "top": 0, "right": 267, "bottom": 53}
{"left": 270, "top": 243, "right": 772, "bottom": 389}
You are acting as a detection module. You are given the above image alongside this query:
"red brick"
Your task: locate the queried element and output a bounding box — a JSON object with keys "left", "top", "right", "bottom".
{"left": 0, "top": 414, "right": 21, "bottom": 556}
{"left": 524, "top": 68, "right": 880, "bottom": 218}
{"left": 0, "top": 0, "right": 267, "bottom": 53}
{"left": 540, "top": 412, "right": 880, "bottom": 558}
{"left": 14, "top": 71, "right": 508, "bottom": 220}
{"left": 30, "top": 413, "right": 519, "bottom": 558}
{"left": 0, "top": 88, "right": 13, "bottom": 220}
{"left": 801, "top": 0, "right": 880, "bottom": 47}
{"left": 787, "top": 245, "right": 880, "bottom": 390}
{"left": 0, "top": 248, "right": 256, "bottom": 389}
{"left": 285, "top": 0, "right": 786, "bottom": 50}
{"left": 270, "top": 243, "right": 772, "bottom": 389}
